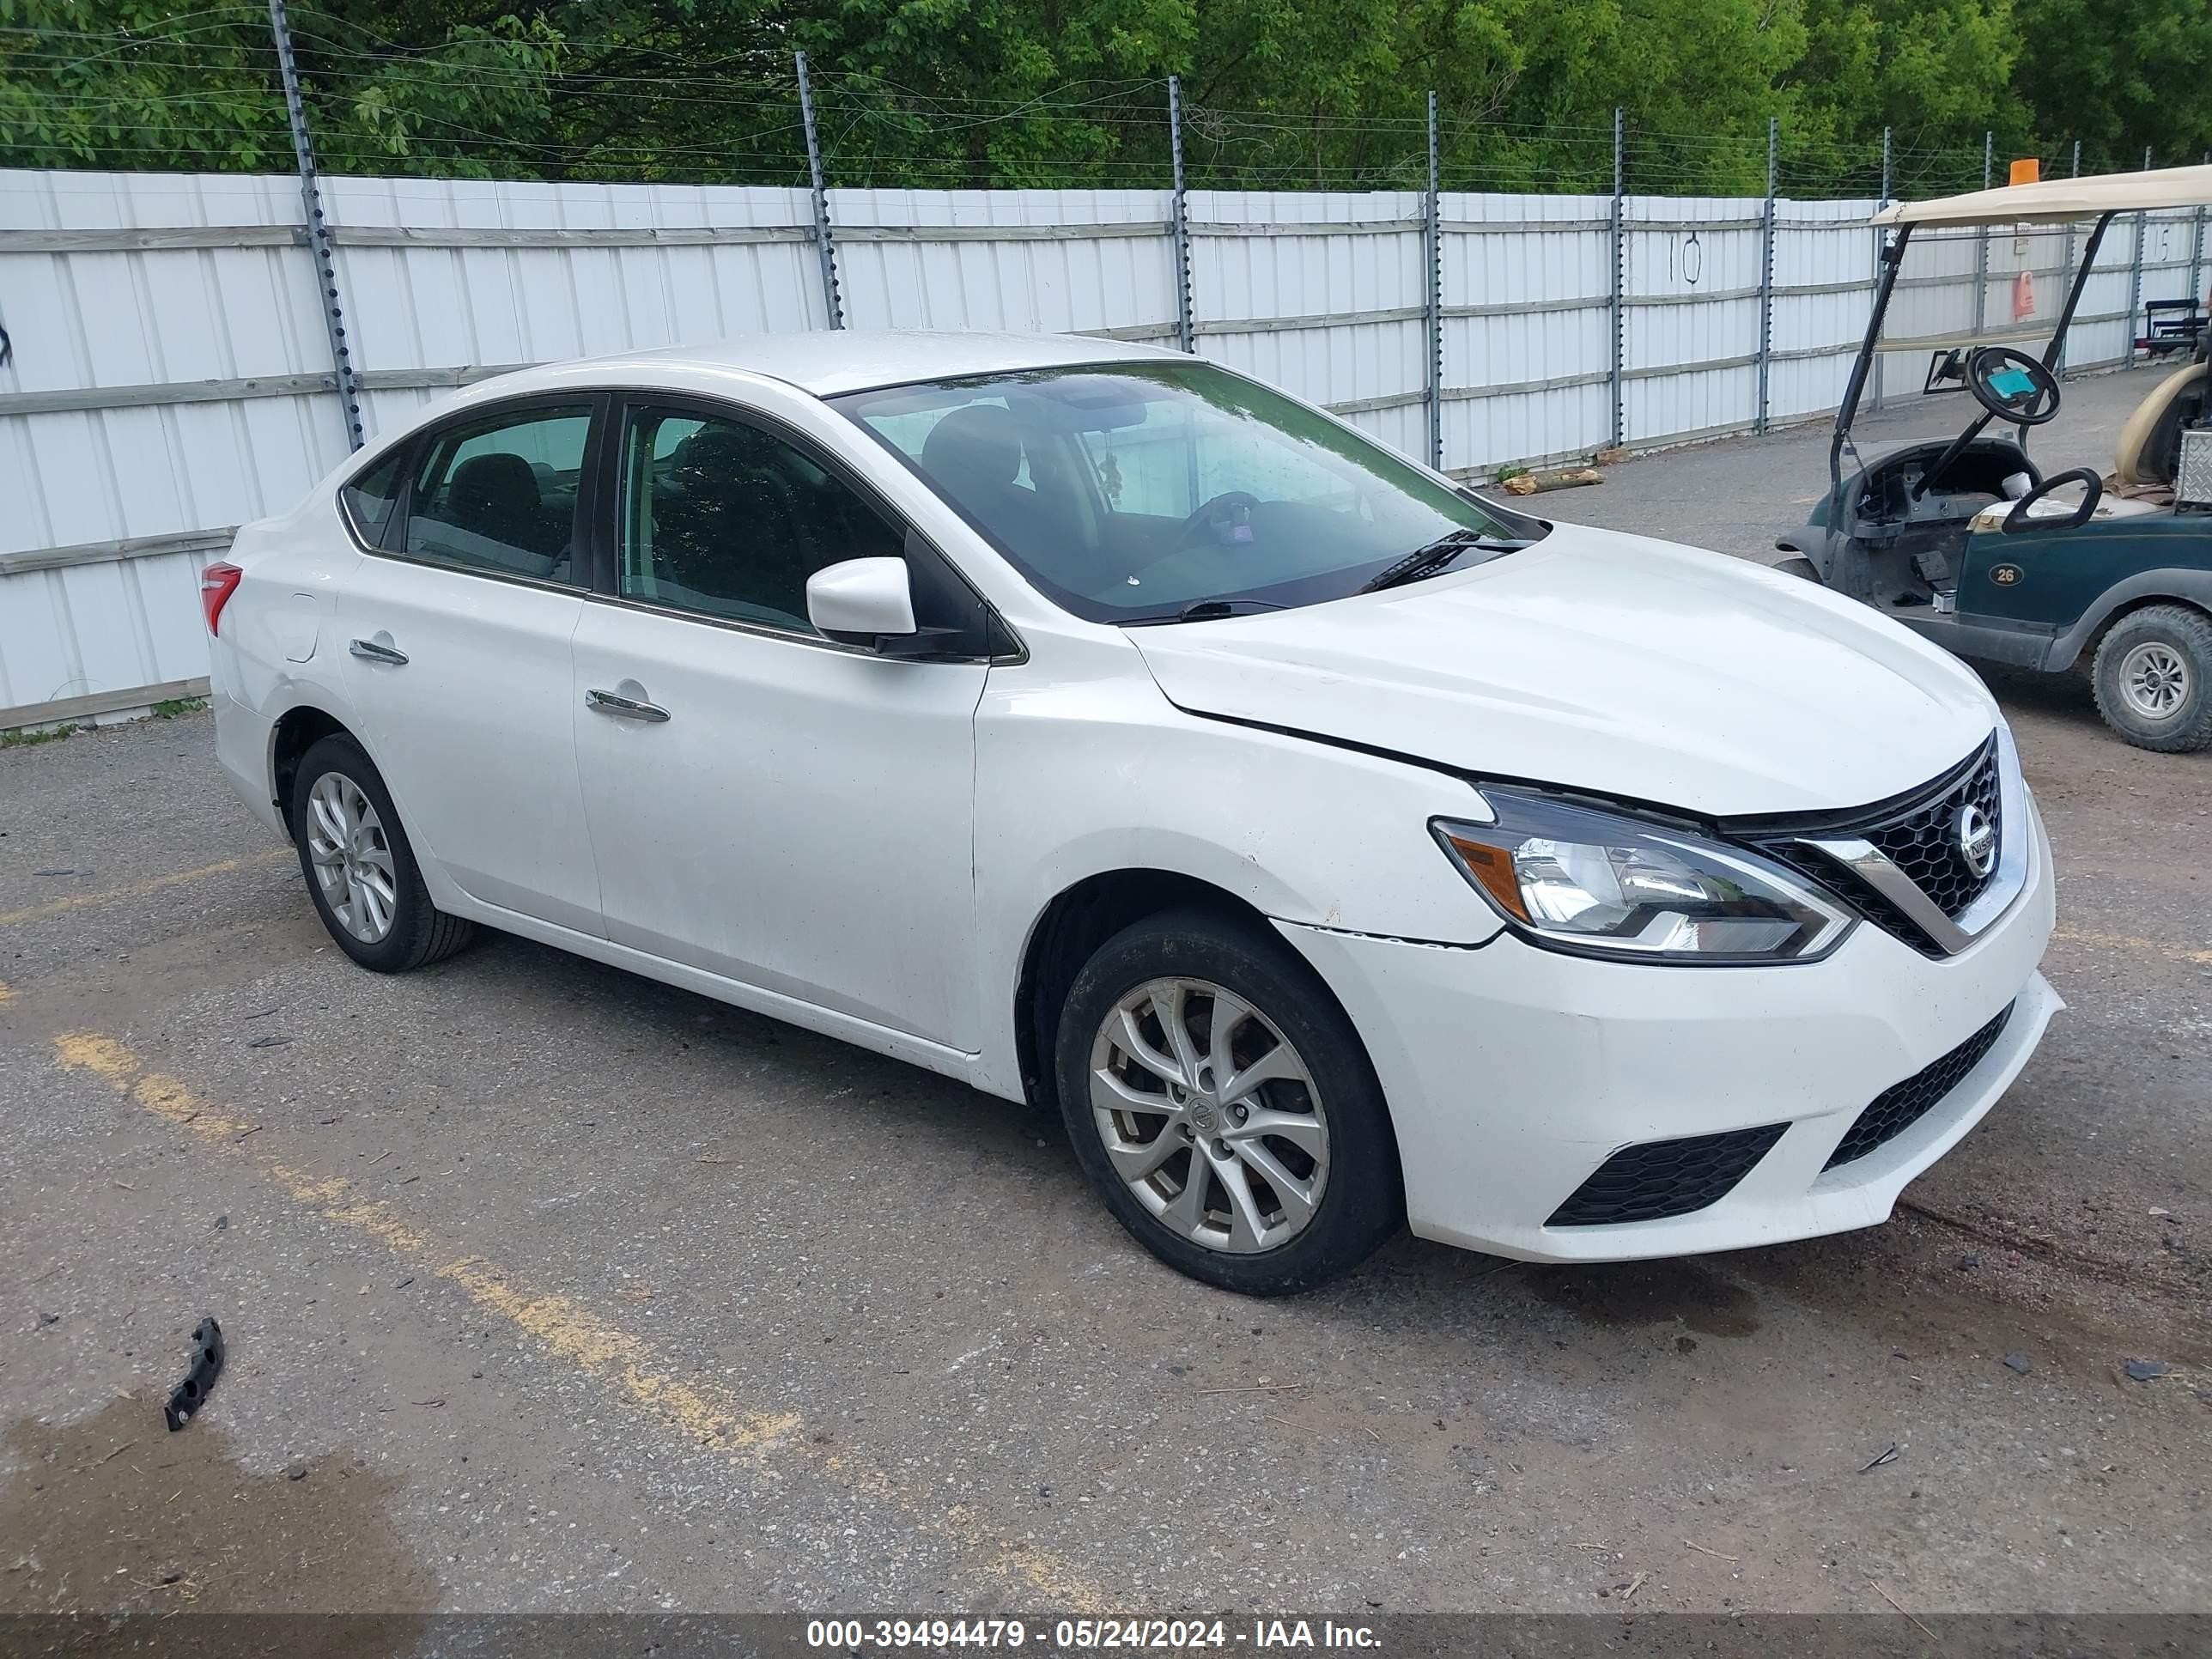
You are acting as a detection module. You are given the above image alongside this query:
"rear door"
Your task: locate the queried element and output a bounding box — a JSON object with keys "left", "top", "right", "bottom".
{"left": 569, "top": 395, "right": 989, "bottom": 1047}
{"left": 335, "top": 396, "right": 605, "bottom": 936}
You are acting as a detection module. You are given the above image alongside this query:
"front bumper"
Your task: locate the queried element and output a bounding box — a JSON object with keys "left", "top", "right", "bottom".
{"left": 1276, "top": 796, "right": 2059, "bottom": 1262}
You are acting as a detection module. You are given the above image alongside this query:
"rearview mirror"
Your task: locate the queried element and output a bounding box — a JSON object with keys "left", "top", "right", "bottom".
{"left": 807, "top": 557, "right": 915, "bottom": 648}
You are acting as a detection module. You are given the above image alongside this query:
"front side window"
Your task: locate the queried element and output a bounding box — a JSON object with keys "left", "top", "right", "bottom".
{"left": 832, "top": 361, "right": 1531, "bottom": 623}
{"left": 617, "top": 404, "right": 903, "bottom": 634}
{"left": 402, "top": 405, "right": 592, "bottom": 583}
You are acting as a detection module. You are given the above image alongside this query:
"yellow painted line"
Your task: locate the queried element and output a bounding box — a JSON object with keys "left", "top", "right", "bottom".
{"left": 0, "top": 979, "right": 12, "bottom": 1003}
{"left": 0, "top": 846, "right": 291, "bottom": 927}
{"left": 2051, "top": 926, "right": 2212, "bottom": 969}
{"left": 54, "top": 1030, "right": 1109, "bottom": 1610}
{"left": 56, "top": 1030, "right": 254, "bottom": 1139}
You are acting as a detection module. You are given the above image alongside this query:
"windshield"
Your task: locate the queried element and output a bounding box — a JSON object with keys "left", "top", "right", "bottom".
{"left": 830, "top": 361, "right": 1532, "bottom": 623}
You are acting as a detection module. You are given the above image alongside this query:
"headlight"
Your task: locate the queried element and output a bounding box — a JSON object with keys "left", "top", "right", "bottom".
{"left": 1434, "top": 790, "right": 1854, "bottom": 963}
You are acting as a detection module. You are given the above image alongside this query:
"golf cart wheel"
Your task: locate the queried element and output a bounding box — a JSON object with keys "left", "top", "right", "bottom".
{"left": 1771, "top": 555, "right": 1821, "bottom": 583}
{"left": 2091, "top": 605, "right": 2212, "bottom": 753}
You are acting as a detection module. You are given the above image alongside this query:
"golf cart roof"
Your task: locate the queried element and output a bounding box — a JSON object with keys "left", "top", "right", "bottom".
{"left": 1875, "top": 163, "right": 2212, "bottom": 228}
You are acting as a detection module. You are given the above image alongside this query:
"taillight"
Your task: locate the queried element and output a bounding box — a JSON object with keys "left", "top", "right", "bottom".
{"left": 200, "top": 562, "right": 243, "bottom": 635}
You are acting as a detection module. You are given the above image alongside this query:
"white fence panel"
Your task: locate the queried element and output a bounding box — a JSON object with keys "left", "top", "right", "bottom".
{"left": 2132, "top": 209, "right": 2203, "bottom": 363}
{"left": 320, "top": 176, "right": 823, "bottom": 438}
{"left": 0, "top": 170, "right": 336, "bottom": 559}
{"left": 1439, "top": 192, "right": 1613, "bottom": 471}
{"left": 6, "top": 162, "right": 2191, "bottom": 727}
{"left": 831, "top": 188, "right": 1176, "bottom": 343}
{"left": 1767, "top": 203, "right": 1882, "bottom": 424}
{"left": 1625, "top": 198, "right": 1763, "bottom": 443}
{"left": 1189, "top": 191, "right": 1427, "bottom": 459}
{"left": 0, "top": 170, "right": 341, "bottom": 719}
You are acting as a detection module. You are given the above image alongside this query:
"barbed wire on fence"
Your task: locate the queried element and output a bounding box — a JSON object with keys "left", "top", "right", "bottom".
{"left": 8, "top": 7, "right": 2190, "bottom": 203}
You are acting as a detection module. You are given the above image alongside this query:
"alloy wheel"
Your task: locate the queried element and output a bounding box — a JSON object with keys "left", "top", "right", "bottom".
{"left": 305, "top": 771, "right": 398, "bottom": 944}
{"left": 1087, "top": 976, "right": 1329, "bottom": 1255}
{"left": 2118, "top": 641, "right": 2190, "bottom": 720}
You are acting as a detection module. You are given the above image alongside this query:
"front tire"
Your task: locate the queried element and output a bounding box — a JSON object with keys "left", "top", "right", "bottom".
{"left": 2090, "top": 605, "right": 2212, "bottom": 752}
{"left": 290, "top": 733, "right": 477, "bottom": 971}
{"left": 1054, "top": 908, "right": 1402, "bottom": 1296}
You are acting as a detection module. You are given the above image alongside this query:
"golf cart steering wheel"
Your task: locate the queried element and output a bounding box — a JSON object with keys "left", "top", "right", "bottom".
{"left": 1179, "top": 490, "right": 1262, "bottom": 547}
{"left": 1966, "top": 346, "right": 2062, "bottom": 427}
{"left": 1911, "top": 346, "right": 2064, "bottom": 501}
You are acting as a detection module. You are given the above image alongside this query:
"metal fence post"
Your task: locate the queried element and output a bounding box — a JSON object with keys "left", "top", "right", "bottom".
{"left": 1608, "top": 107, "right": 1625, "bottom": 450}
{"left": 1424, "top": 90, "right": 1443, "bottom": 470}
{"left": 1756, "top": 116, "right": 1778, "bottom": 434}
{"left": 2192, "top": 149, "right": 2209, "bottom": 318}
{"left": 268, "top": 0, "right": 363, "bottom": 451}
{"left": 795, "top": 52, "right": 843, "bottom": 330}
{"left": 1871, "top": 125, "right": 1891, "bottom": 413}
{"left": 1972, "top": 131, "right": 1992, "bottom": 337}
{"left": 1168, "top": 76, "right": 1194, "bottom": 354}
{"left": 2057, "top": 139, "right": 2081, "bottom": 379}
{"left": 2126, "top": 144, "right": 2150, "bottom": 363}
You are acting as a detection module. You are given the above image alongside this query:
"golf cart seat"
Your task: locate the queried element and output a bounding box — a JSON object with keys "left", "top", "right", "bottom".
{"left": 1968, "top": 490, "right": 2167, "bottom": 532}
{"left": 2113, "top": 360, "right": 2209, "bottom": 486}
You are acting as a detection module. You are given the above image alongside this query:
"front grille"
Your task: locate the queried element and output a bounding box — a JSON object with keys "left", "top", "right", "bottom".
{"left": 1863, "top": 741, "right": 2002, "bottom": 917}
{"left": 1824, "top": 1002, "right": 2014, "bottom": 1170}
{"left": 1547, "top": 1123, "right": 1789, "bottom": 1227}
{"left": 1746, "top": 736, "right": 2002, "bottom": 957}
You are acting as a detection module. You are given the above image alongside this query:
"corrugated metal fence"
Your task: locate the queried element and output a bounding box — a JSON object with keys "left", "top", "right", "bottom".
{"left": 2, "top": 166, "right": 2204, "bottom": 730}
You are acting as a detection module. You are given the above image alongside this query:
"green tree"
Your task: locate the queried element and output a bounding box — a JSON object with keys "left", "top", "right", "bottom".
{"left": 2012, "top": 0, "right": 2212, "bottom": 168}
{"left": 2, "top": 0, "right": 2208, "bottom": 194}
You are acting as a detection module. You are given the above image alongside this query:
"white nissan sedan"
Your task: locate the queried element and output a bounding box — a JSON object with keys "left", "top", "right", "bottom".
{"left": 205, "top": 331, "right": 2058, "bottom": 1295}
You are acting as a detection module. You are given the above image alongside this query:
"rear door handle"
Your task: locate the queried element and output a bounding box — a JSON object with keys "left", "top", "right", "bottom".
{"left": 585, "top": 687, "right": 671, "bottom": 724}
{"left": 348, "top": 635, "right": 409, "bottom": 666}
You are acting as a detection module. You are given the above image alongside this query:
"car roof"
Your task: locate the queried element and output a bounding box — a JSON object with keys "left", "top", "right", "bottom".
{"left": 484, "top": 329, "right": 1179, "bottom": 403}
{"left": 1876, "top": 163, "right": 2212, "bottom": 228}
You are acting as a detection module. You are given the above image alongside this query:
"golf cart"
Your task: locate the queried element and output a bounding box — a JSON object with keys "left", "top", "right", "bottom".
{"left": 1778, "top": 164, "right": 2212, "bottom": 751}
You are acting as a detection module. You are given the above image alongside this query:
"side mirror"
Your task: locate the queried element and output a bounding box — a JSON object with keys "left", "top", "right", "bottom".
{"left": 807, "top": 557, "right": 915, "bottom": 648}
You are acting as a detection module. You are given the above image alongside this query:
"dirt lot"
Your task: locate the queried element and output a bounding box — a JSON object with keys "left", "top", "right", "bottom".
{"left": 3, "top": 372, "right": 2207, "bottom": 1620}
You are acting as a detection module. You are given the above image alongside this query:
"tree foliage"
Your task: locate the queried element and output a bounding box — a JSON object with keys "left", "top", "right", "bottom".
{"left": 1, "top": 0, "right": 2207, "bottom": 194}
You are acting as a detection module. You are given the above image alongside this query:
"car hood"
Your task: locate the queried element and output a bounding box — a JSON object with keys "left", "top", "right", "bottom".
{"left": 1127, "top": 523, "right": 1998, "bottom": 817}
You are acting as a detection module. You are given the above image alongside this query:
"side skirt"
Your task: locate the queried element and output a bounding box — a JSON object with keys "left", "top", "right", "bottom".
{"left": 438, "top": 893, "right": 997, "bottom": 1096}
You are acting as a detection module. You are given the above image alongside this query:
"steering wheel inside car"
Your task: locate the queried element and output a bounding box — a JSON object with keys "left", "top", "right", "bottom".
{"left": 1966, "top": 346, "right": 2062, "bottom": 427}
{"left": 1179, "top": 490, "right": 1263, "bottom": 547}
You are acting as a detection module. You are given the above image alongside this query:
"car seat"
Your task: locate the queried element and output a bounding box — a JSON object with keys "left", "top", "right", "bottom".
{"left": 650, "top": 426, "right": 809, "bottom": 622}
{"left": 2112, "top": 361, "right": 2209, "bottom": 487}
{"left": 449, "top": 453, "right": 552, "bottom": 556}
{"left": 920, "top": 404, "right": 1054, "bottom": 551}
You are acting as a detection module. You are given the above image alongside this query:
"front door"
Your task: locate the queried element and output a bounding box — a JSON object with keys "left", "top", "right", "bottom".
{"left": 337, "top": 398, "right": 604, "bottom": 936}
{"left": 571, "top": 398, "right": 988, "bottom": 1048}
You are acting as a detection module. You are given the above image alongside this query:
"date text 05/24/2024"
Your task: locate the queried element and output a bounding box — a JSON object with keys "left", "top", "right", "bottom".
{"left": 805, "top": 1619, "right": 1382, "bottom": 1650}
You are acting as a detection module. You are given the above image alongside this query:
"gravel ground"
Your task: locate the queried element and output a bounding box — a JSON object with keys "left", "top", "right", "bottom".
{"left": 2, "top": 374, "right": 2207, "bottom": 1620}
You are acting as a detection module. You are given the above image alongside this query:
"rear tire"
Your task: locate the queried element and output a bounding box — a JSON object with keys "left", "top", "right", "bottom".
{"left": 1054, "top": 908, "right": 1402, "bottom": 1296}
{"left": 2090, "top": 605, "right": 2212, "bottom": 753}
{"left": 290, "top": 733, "right": 477, "bottom": 971}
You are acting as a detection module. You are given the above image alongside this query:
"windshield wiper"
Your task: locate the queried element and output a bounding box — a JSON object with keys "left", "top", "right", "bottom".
{"left": 1122, "top": 598, "right": 1288, "bottom": 626}
{"left": 1358, "top": 529, "right": 1528, "bottom": 593}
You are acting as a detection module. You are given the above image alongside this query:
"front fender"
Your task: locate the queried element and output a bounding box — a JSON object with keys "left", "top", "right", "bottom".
{"left": 969, "top": 645, "right": 1506, "bottom": 1097}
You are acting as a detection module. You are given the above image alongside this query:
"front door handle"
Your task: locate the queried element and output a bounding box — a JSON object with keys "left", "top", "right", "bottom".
{"left": 348, "top": 635, "right": 409, "bottom": 666}
{"left": 585, "top": 687, "right": 671, "bottom": 724}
